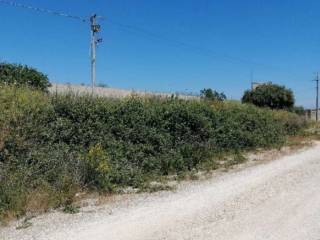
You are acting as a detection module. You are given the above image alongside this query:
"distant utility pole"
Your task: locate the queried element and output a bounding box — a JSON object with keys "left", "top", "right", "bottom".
{"left": 90, "top": 14, "right": 102, "bottom": 94}
{"left": 314, "top": 72, "right": 319, "bottom": 122}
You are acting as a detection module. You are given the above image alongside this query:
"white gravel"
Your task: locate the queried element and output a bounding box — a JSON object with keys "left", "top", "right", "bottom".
{"left": 1, "top": 143, "right": 320, "bottom": 240}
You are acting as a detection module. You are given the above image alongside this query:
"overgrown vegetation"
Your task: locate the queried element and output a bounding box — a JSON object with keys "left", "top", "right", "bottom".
{"left": 0, "top": 62, "right": 51, "bottom": 91}
{"left": 0, "top": 85, "right": 307, "bottom": 221}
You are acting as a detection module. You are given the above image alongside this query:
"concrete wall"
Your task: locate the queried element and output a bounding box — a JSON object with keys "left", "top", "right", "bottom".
{"left": 49, "top": 83, "right": 199, "bottom": 101}
{"left": 305, "top": 109, "right": 320, "bottom": 121}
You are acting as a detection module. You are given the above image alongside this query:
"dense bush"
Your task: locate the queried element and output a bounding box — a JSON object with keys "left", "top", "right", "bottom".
{"left": 211, "top": 101, "right": 286, "bottom": 149}
{"left": 0, "top": 63, "right": 51, "bottom": 91}
{"left": 242, "top": 83, "right": 295, "bottom": 109}
{"left": 0, "top": 86, "right": 306, "bottom": 220}
{"left": 200, "top": 88, "right": 226, "bottom": 101}
{"left": 272, "top": 110, "right": 307, "bottom": 135}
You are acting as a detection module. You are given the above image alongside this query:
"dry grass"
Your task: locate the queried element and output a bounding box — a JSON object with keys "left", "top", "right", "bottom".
{"left": 24, "top": 191, "right": 53, "bottom": 216}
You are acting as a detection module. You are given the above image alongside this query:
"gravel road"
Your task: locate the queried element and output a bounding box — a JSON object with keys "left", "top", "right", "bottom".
{"left": 2, "top": 143, "right": 320, "bottom": 240}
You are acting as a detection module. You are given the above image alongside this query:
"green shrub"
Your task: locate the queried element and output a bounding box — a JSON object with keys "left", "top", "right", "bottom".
{"left": 83, "top": 144, "right": 112, "bottom": 191}
{"left": 272, "top": 110, "right": 307, "bottom": 135}
{"left": 200, "top": 88, "right": 226, "bottom": 101}
{"left": 0, "top": 86, "right": 306, "bottom": 221}
{"left": 0, "top": 63, "right": 51, "bottom": 91}
{"left": 212, "top": 101, "right": 286, "bottom": 149}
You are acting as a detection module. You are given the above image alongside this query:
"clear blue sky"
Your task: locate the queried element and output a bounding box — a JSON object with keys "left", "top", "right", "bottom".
{"left": 0, "top": 0, "right": 319, "bottom": 107}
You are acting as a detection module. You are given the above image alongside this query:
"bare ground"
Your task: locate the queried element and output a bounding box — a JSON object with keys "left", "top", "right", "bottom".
{"left": 1, "top": 143, "right": 320, "bottom": 240}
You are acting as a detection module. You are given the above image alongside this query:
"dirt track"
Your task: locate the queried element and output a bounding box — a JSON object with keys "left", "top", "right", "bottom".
{"left": 2, "top": 143, "right": 320, "bottom": 240}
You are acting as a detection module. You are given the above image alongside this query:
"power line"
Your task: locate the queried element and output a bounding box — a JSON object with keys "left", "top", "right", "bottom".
{"left": 108, "top": 19, "right": 256, "bottom": 66}
{"left": 0, "top": 0, "right": 308, "bottom": 91}
{"left": 108, "top": 19, "right": 291, "bottom": 73}
{"left": 0, "top": 0, "right": 87, "bottom": 22}
{"left": 108, "top": 20, "right": 312, "bottom": 86}
{"left": 0, "top": 0, "right": 300, "bottom": 76}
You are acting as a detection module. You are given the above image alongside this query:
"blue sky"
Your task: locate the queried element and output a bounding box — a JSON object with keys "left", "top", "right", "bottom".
{"left": 0, "top": 0, "right": 319, "bottom": 107}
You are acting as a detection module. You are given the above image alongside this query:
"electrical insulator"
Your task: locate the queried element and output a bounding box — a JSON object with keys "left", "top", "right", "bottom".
{"left": 92, "top": 24, "right": 101, "bottom": 33}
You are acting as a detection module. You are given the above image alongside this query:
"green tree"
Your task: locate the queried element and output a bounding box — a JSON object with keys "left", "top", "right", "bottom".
{"left": 200, "top": 88, "right": 226, "bottom": 101}
{"left": 0, "top": 62, "right": 51, "bottom": 91}
{"left": 242, "top": 83, "right": 294, "bottom": 109}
